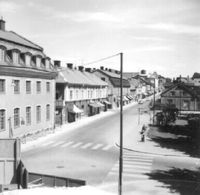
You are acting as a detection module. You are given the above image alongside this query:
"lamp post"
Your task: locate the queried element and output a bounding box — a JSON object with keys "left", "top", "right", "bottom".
{"left": 153, "top": 78, "right": 156, "bottom": 125}
{"left": 118, "top": 52, "right": 123, "bottom": 195}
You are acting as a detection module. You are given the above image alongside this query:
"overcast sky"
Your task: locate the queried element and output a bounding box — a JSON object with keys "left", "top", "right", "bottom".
{"left": 0, "top": 0, "right": 199, "bottom": 78}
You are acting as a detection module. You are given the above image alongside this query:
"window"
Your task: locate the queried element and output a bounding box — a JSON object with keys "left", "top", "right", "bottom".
{"left": 167, "top": 99, "right": 173, "bottom": 104}
{"left": 46, "top": 82, "right": 50, "bottom": 93}
{"left": 26, "top": 81, "right": 31, "bottom": 94}
{"left": 25, "top": 55, "right": 31, "bottom": 66}
{"left": 81, "top": 90, "right": 84, "bottom": 99}
{"left": 46, "top": 104, "right": 50, "bottom": 121}
{"left": 26, "top": 107, "right": 31, "bottom": 125}
{"left": 36, "top": 81, "right": 41, "bottom": 93}
{"left": 101, "top": 77, "right": 105, "bottom": 81}
{"left": 0, "top": 109, "right": 5, "bottom": 131}
{"left": 14, "top": 80, "right": 20, "bottom": 94}
{"left": 13, "top": 52, "right": 19, "bottom": 64}
{"left": 36, "top": 106, "right": 41, "bottom": 123}
{"left": 70, "top": 90, "right": 73, "bottom": 100}
{"left": 0, "top": 48, "right": 5, "bottom": 62}
{"left": 170, "top": 91, "right": 175, "bottom": 96}
{"left": 14, "top": 108, "right": 20, "bottom": 128}
{"left": 76, "top": 90, "right": 78, "bottom": 99}
{"left": 0, "top": 79, "right": 5, "bottom": 93}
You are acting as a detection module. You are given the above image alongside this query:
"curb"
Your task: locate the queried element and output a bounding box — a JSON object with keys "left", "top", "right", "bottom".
{"left": 115, "top": 143, "right": 189, "bottom": 157}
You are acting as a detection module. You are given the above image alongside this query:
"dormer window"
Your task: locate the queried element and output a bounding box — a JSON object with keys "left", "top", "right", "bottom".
{"left": 36, "top": 57, "right": 41, "bottom": 67}
{"left": 32, "top": 55, "right": 42, "bottom": 68}
{"left": 25, "top": 52, "right": 32, "bottom": 66}
{"left": 41, "top": 57, "right": 51, "bottom": 69}
{"left": 0, "top": 46, "right": 6, "bottom": 62}
{"left": 12, "top": 50, "right": 20, "bottom": 64}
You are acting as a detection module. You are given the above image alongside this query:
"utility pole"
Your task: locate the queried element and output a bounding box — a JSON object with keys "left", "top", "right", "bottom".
{"left": 153, "top": 78, "right": 156, "bottom": 125}
{"left": 118, "top": 52, "right": 123, "bottom": 195}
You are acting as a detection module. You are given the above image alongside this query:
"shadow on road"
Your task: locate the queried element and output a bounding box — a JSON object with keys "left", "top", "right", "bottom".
{"left": 146, "top": 167, "right": 200, "bottom": 195}
{"left": 148, "top": 126, "right": 200, "bottom": 158}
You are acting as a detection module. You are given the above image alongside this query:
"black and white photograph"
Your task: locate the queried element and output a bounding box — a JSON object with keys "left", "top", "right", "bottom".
{"left": 0, "top": 0, "right": 200, "bottom": 194}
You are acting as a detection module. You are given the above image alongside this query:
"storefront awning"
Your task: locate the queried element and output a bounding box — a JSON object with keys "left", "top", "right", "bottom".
{"left": 96, "top": 102, "right": 105, "bottom": 107}
{"left": 103, "top": 100, "right": 112, "bottom": 105}
{"left": 89, "top": 103, "right": 101, "bottom": 108}
{"left": 126, "top": 95, "right": 132, "bottom": 100}
{"left": 69, "top": 104, "right": 83, "bottom": 113}
{"left": 123, "top": 96, "right": 129, "bottom": 101}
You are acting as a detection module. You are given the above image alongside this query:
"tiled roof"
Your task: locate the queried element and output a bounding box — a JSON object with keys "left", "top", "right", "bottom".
{"left": 123, "top": 72, "right": 139, "bottom": 79}
{"left": 96, "top": 69, "right": 130, "bottom": 87}
{"left": 0, "top": 30, "right": 43, "bottom": 51}
{"left": 56, "top": 68, "right": 108, "bottom": 86}
{"left": 161, "top": 82, "right": 200, "bottom": 99}
{"left": 110, "top": 77, "right": 130, "bottom": 88}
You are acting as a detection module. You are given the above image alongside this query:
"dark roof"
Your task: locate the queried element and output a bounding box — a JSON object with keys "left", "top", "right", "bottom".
{"left": 192, "top": 72, "right": 200, "bottom": 79}
{"left": 161, "top": 82, "right": 200, "bottom": 99}
{"left": 56, "top": 68, "right": 108, "bottom": 86}
{"left": 95, "top": 69, "right": 130, "bottom": 88}
{"left": 132, "top": 75, "right": 153, "bottom": 86}
{"left": 123, "top": 72, "right": 139, "bottom": 79}
{"left": 0, "top": 30, "right": 43, "bottom": 51}
{"left": 109, "top": 77, "right": 130, "bottom": 88}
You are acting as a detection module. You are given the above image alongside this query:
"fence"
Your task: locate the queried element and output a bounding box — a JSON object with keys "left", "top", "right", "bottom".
{"left": 28, "top": 172, "right": 86, "bottom": 187}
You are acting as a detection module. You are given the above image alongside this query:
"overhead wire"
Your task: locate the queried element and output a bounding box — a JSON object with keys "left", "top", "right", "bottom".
{"left": 81, "top": 53, "right": 121, "bottom": 66}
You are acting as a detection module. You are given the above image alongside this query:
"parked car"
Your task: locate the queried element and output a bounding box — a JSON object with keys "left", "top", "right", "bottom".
{"left": 138, "top": 99, "right": 144, "bottom": 104}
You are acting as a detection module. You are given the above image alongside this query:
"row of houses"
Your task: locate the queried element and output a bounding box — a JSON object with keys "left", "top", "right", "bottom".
{"left": 0, "top": 19, "right": 167, "bottom": 139}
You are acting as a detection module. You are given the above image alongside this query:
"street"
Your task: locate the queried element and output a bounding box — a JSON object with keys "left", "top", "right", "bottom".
{"left": 22, "top": 102, "right": 147, "bottom": 184}
{"left": 21, "top": 102, "right": 200, "bottom": 194}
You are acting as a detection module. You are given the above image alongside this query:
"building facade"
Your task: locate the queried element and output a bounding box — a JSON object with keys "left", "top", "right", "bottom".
{"left": 55, "top": 64, "right": 109, "bottom": 124}
{"left": 0, "top": 19, "right": 57, "bottom": 138}
{"left": 93, "top": 67, "right": 131, "bottom": 107}
{"left": 161, "top": 82, "right": 200, "bottom": 111}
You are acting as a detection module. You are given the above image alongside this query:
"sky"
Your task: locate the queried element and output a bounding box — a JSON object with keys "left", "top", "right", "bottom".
{"left": 0, "top": 0, "right": 199, "bottom": 78}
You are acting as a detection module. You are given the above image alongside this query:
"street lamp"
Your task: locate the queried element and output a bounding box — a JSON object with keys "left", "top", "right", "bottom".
{"left": 152, "top": 78, "right": 156, "bottom": 125}
{"left": 119, "top": 52, "right": 123, "bottom": 195}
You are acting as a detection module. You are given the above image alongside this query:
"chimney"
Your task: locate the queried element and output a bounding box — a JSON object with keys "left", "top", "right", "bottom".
{"left": 115, "top": 70, "right": 118, "bottom": 74}
{"left": 54, "top": 60, "right": 61, "bottom": 68}
{"left": 93, "top": 68, "right": 96, "bottom": 71}
{"left": 100, "top": 66, "right": 104, "bottom": 70}
{"left": 105, "top": 68, "right": 108, "bottom": 71}
{"left": 0, "top": 18, "right": 5, "bottom": 31}
{"left": 67, "top": 63, "right": 73, "bottom": 69}
{"left": 109, "top": 69, "right": 112, "bottom": 72}
{"left": 85, "top": 68, "right": 91, "bottom": 72}
{"left": 78, "top": 66, "right": 84, "bottom": 71}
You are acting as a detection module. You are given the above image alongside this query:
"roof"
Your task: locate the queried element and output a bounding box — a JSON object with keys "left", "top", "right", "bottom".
{"left": 109, "top": 77, "right": 130, "bottom": 88}
{"left": 97, "top": 69, "right": 128, "bottom": 79}
{"left": 161, "top": 82, "right": 200, "bottom": 99}
{"left": 95, "top": 69, "right": 130, "bottom": 88}
{"left": 56, "top": 68, "right": 108, "bottom": 86}
{"left": 132, "top": 75, "right": 153, "bottom": 86}
{"left": 123, "top": 72, "right": 139, "bottom": 79}
{"left": 0, "top": 30, "right": 43, "bottom": 51}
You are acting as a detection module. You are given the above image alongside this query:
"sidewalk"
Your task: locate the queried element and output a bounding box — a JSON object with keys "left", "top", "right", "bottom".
{"left": 121, "top": 113, "right": 190, "bottom": 157}
{"left": 22, "top": 101, "right": 138, "bottom": 152}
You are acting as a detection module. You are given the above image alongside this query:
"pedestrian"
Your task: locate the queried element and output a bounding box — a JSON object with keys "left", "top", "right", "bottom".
{"left": 140, "top": 124, "right": 147, "bottom": 142}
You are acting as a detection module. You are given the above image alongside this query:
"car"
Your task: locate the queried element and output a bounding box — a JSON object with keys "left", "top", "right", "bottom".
{"left": 138, "top": 99, "right": 144, "bottom": 104}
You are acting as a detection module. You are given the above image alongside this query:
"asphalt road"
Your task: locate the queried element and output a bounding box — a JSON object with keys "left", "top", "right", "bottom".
{"left": 22, "top": 102, "right": 145, "bottom": 185}
{"left": 21, "top": 101, "right": 200, "bottom": 194}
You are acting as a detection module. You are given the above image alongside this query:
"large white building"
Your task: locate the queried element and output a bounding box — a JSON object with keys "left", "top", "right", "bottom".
{"left": 0, "top": 19, "right": 57, "bottom": 138}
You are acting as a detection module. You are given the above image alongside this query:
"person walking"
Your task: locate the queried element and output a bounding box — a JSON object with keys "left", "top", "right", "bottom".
{"left": 140, "top": 124, "right": 147, "bottom": 142}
